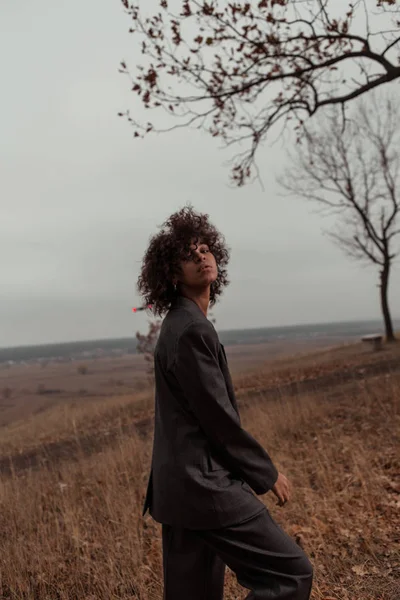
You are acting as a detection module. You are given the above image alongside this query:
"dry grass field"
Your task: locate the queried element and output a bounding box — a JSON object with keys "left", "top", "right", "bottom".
{"left": 0, "top": 336, "right": 341, "bottom": 429}
{"left": 0, "top": 339, "right": 399, "bottom": 599}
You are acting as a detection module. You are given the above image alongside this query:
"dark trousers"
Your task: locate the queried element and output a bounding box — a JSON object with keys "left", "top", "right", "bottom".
{"left": 162, "top": 507, "right": 313, "bottom": 600}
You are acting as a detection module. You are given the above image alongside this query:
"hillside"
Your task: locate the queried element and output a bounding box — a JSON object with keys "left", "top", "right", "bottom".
{"left": 0, "top": 340, "right": 399, "bottom": 599}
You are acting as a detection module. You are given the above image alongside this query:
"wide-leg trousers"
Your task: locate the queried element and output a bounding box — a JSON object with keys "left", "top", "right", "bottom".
{"left": 161, "top": 506, "right": 314, "bottom": 600}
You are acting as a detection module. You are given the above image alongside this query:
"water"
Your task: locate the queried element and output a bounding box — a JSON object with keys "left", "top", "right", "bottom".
{"left": 1, "top": 318, "right": 398, "bottom": 365}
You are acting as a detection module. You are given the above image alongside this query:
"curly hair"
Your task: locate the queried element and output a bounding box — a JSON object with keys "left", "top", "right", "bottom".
{"left": 137, "top": 205, "right": 230, "bottom": 317}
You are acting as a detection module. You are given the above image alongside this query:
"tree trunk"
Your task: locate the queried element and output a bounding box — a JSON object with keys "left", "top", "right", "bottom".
{"left": 380, "top": 260, "right": 396, "bottom": 342}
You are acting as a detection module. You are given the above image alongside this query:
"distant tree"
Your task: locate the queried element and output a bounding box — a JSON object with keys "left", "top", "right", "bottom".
{"left": 279, "top": 91, "right": 399, "bottom": 342}
{"left": 136, "top": 310, "right": 215, "bottom": 380}
{"left": 2, "top": 386, "right": 12, "bottom": 400}
{"left": 119, "top": 0, "right": 400, "bottom": 186}
{"left": 136, "top": 319, "right": 163, "bottom": 380}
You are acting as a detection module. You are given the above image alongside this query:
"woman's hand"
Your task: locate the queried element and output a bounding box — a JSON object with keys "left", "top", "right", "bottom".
{"left": 272, "top": 472, "right": 291, "bottom": 507}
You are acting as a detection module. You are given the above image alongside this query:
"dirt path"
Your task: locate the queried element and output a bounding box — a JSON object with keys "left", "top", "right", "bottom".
{"left": 238, "top": 355, "right": 400, "bottom": 404}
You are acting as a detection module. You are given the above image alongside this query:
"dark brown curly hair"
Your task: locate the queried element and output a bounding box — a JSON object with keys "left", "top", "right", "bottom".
{"left": 137, "top": 205, "right": 230, "bottom": 317}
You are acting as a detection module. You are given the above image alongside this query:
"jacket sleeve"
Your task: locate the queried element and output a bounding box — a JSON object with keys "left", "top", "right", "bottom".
{"left": 171, "top": 319, "right": 279, "bottom": 495}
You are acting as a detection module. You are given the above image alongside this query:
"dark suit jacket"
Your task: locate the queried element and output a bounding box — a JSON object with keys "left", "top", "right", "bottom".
{"left": 142, "top": 295, "right": 279, "bottom": 529}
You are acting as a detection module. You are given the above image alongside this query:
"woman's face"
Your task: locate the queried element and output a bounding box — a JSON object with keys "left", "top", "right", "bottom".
{"left": 175, "top": 239, "right": 218, "bottom": 291}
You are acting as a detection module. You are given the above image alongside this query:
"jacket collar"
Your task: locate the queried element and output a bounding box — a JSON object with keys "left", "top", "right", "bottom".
{"left": 171, "top": 295, "right": 208, "bottom": 320}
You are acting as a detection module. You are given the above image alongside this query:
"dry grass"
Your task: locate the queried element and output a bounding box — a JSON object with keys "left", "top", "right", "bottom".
{"left": 0, "top": 342, "right": 399, "bottom": 599}
{"left": 0, "top": 390, "right": 154, "bottom": 459}
{"left": 0, "top": 354, "right": 152, "bottom": 429}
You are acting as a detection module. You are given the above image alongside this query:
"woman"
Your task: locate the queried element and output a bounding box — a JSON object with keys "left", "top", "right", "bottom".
{"left": 138, "top": 205, "right": 313, "bottom": 600}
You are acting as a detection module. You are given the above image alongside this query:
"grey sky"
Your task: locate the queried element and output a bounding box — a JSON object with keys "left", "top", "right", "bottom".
{"left": 1, "top": 0, "right": 399, "bottom": 347}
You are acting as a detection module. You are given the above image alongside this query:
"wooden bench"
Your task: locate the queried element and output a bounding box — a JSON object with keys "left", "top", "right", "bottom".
{"left": 361, "top": 334, "right": 383, "bottom": 351}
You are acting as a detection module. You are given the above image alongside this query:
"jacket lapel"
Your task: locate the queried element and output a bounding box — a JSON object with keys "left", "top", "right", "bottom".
{"left": 171, "top": 296, "right": 240, "bottom": 416}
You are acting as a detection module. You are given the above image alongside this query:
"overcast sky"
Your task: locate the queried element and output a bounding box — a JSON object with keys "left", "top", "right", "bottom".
{"left": 1, "top": 1, "right": 399, "bottom": 347}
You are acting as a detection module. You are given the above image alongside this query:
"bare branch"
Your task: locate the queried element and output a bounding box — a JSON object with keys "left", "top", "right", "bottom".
{"left": 279, "top": 88, "right": 400, "bottom": 270}
{"left": 120, "top": 0, "right": 400, "bottom": 185}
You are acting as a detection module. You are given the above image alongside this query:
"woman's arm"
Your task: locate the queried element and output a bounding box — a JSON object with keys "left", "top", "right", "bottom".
{"left": 171, "top": 319, "right": 279, "bottom": 495}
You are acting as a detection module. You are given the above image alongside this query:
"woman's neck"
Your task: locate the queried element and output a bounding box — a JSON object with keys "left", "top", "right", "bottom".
{"left": 179, "top": 287, "right": 210, "bottom": 317}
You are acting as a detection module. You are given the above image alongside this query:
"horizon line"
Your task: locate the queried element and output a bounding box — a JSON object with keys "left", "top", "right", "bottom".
{"left": 2, "top": 315, "right": 399, "bottom": 351}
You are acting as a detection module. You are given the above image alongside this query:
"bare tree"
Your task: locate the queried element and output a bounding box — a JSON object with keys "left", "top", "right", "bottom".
{"left": 279, "top": 91, "right": 399, "bottom": 342}
{"left": 119, "top": 0, "right": 400, "bottom": 186}
{"left": 136, "top": 319, "right": 163, "bottom": 380}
